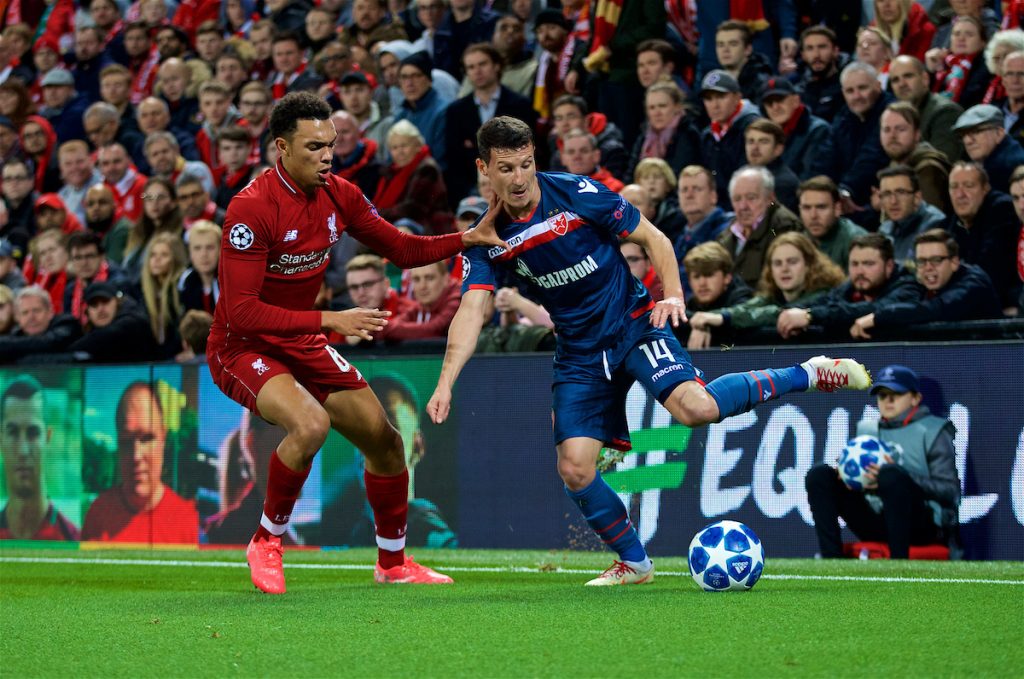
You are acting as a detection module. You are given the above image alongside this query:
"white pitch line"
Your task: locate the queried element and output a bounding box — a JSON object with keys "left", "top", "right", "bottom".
{"left": 1, "top": 556, "right": 1022, "bottom": 586}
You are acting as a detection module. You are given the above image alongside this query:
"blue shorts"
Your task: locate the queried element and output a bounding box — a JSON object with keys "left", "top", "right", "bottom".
{"left": 551, "top": 319, "right": 704, "bottom": 451}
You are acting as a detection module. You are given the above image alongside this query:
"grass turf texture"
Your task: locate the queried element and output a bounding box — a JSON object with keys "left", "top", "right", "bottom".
{"left": 2, "top": 547, "right": 1022, "bottom": 678}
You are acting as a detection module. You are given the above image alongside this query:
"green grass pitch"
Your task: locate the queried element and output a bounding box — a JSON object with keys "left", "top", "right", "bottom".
{"left": 2, "top": 546, "right": 1022, "bottom": 678}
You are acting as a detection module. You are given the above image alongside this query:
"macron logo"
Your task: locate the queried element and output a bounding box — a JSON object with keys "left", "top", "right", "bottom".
{"left": 577, "top": 179, "right": 598, "bottom": 194}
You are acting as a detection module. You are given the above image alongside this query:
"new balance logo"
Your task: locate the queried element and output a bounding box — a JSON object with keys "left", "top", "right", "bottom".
{"left": 577, "top": 178, "right": 598, "bottom": 194}
{"left": 283, "top": 229, "right": 298, "bottom": 241}
{"left": 252, "top": 358, "right": 269, "bottom": 375}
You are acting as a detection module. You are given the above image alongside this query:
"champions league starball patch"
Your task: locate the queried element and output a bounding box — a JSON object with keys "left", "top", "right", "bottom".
{"left": 229, "top": 223, "right": 255, "bottom": 250}
{"left": 461, "top": 255, "right": 471, "bottom": 281}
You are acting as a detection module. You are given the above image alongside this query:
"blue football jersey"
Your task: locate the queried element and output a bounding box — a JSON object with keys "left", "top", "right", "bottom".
{"left": 462, "top": 172, "right": 651, "bottom": 352}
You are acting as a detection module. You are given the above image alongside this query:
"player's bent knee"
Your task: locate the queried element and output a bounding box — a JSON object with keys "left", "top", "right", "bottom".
{"left": 665, "top": 382, "right": 720, "bottom": 427}
{"left": 290, "top": 409, "right": 331, "bottom": 454}
{"left": 557, "top": 458, "right": 596, "bottom": 491}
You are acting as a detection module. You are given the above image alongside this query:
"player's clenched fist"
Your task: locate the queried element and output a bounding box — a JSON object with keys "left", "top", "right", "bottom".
{"left": 321, "top": 308, "right": 391, "bottom": 341}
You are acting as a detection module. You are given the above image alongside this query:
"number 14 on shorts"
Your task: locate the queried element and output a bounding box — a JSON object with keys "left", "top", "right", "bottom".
{"left": 639, "top": 339, "right": 676, "bottom": 368}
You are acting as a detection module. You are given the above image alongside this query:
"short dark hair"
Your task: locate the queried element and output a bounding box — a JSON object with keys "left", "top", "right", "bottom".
{"left": 0, "top": 374, "right": 45, "bottom": 424}
{"left": 68, "top": 230, "right": 104, "bottom": 254}
{"left": 123, "top": 20, "right": 148, "bottom": 37}
{"left": 800, "top": 25, "right": 838, "bottom": 48}
{"left": 478, "top": 116, "right": 534, "bottom": 164}
{"left": 636, "top": 39, "right": 676, "bottom": 65}
{"left": 217, "top": 125, "right": 251, "bottom": 146}
{"left": 884, "top": 101, "right": 920, "bottom": 130}
{"left": 269, "top": 91, "right": 331, "bottom": 141}
{"left": 717, "top": 20, "right": 753, "bottom": 46}
{"left": 850, "top": 232, "right": 894, "bottom": 262}
{"left": 272, "top": 31, "right": 302, "bottom": 49}
{"left": 877, "top": 164, "right": 920, "bottom": 192}
{"left": 463, "top": 42, "right": 505, "bottom": 72}
{"left": 552, "top": 94, "right": 587, "bottom": 116}
{"left": 1010, "top": 164, "right": 1024, "bottom": 185}
{"left": 798, "top": 175, "right": 841, "bottom": 202}
{"left": 914, "top": 228, "right": 958, "bottom": 258}
{"left": 746, "top": 118, "right": 784, "bottom": 146}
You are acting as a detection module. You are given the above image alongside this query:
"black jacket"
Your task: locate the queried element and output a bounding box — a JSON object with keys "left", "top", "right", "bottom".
{"left": 778, "top": 105, "right": 831, "bottom": 180}
{"left": 943, "top": 190, "right": 1021, "bottom": 308}
{"left": 67, "top": 297, "right": 160, "bottom": 362}
{"left": 874, "top": 263, "right": 1002, "bottom": 329}
{"left": 0, "top": 314, "right": 82, "bottom": 364}
{"left": 797, "top": 57, "right": 847, "bottom": 123}
{"left": 814, "top": 93, "right": 893, "bottom": 205}
{"left": 700, "top": 103, "right": 761, "bottom": 209}
{"left": 738, "top": 52, "right": 774, "bottom": 104}
{"left": 807, "top": 267, "right": 920, "bottom": 336}
{"left": 628, "top": 116, "right": 702, "bottom": 182}
{"left": 177, "top": 268, "right": 219, "bottom": 315}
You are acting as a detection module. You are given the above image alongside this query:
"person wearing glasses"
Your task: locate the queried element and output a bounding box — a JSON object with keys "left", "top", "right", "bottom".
{"left": 877, "top": 165, "right": 945, "bottom": 265}
{"left": 1, "top": 159, "right": 38, "bottom": 260}
{"left": 850, "top": 228, "right": 1001, "bottom": 339}
{"left": 334, "top": 254, "right": 415, "bottom": 346}
{"left": 61, "top": 231, "right": 124, "bottom": 325}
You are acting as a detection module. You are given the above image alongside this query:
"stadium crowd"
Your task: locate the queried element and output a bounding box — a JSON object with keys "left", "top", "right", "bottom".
{"left": 1, "top": 0, "right": 1023, "bottom": 363}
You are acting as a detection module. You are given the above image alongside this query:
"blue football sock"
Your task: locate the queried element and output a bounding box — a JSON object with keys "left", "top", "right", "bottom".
{"left": 704, "top": 366, "right": 808, "bottom": 421}
{"left": 565, "top": 472, "right": 647, "bottom": 563}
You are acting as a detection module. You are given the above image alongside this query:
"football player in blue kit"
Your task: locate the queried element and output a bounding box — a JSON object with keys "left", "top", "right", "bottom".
{"left": 427, "top": 116, "right": 872, "bottom": 585}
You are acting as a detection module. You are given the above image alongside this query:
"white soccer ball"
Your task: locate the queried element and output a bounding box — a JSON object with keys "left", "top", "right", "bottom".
{"left": 688, "top": 520, "right": 765, "bottom": 592}
{"left": 838, "top": 435, "right": 894, "bottom": 491}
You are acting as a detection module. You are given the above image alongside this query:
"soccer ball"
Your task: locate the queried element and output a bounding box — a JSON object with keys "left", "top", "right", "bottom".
{"left": 688, "top": 520, "right": 764, "bottom": 592}
{"left": 838, "top": 435, "right": 894, "bottom": 491}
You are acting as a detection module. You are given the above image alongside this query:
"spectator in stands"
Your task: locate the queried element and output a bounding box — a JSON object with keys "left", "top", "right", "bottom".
{"left": 806, "top": 364, "right": 958, "bottom": 559}
{"left": 34, "top": 194, "right": 83, "bottom": 237}
{"left": 392, "top": 51, "right": 451, "bottom": 170}
{"left": 56, "top": 141, "right": 104, "bottom": 226}
{"left": 178, "top": 220, "right": 220, "bottom": 315}
{"left": 176, "top": 173, "right": 225, "bottom": 229}
{"left": 0, "top": 375, "right": 79, "bottom": 540}
{"left": 328, "top": 111, "right": 381, "bottom": 197}
{"left": 248, "top": 19, "right": 277, "bottom": 83}
{"left": 214, "top": 53, "right": 250, "bottom": 103}
{"left": 155, "top": 26, "right": 195, "bottom": 64}
{"left": 880, "top": 101, "right": 952, "bottom": 212}
{"left": 715, "top": 20, "right": 772, "bottom": 104}
{"left": 340, "top": 0, "right": 408, "bottom": 50}
{"left": 98, "top": 143, "right": 147, "bottom": 224}
{"left": 69, "top": 26, "right": 112, "bottom": 103}
{"left": 88, "top": 0, "right": 123, "bottom": 44}
{"left": 24, "top": 226, "right": 71, "bottom": 314}
{"left": 134, "top": 231, "right": 188, "bottom": 358}
{"left": 688, "top": 232, "right": 845, "bottom": 347}
{"left": 699, "top": 71, "right": 760, "bottom": 210}
{"left": 313, "top": 41, "right": 354, "bottom": 111}
{"left": 123, "top": 176, "right": 183, "bottom": 277}
{"left": 213, "top": 126, "right": 262, "bottom": 209}
{"left": 194, "top": 81, "right": 245, "bottom": 171}
{"left": 143, "top": 131, "right": 215, "bottom": 195}
{"left": 374, "top": 120, "right": 451, "bottom": 235}
{"left": 628, "top": 83, "right": 701, "bottom": 183}
{"left": 942, "top": 162, "right": 1021, "bottom": 313}
{"left": 548, "top": 95, "right": 627, "bottom": 180}
{"left": 717, "top": 165, "right": 806, "bottom": 288}
{"left": 980, "top": 31, "right": 1024, "bottom": 113}
{"left": 777, "top": 233, "right": 919, "bottom": 341}
{"left": 877, "top": 165, "right": 946, "bottom": 265}
{"left": 532, "top": 10, "right": 578, "bottom": 126}
{"left": 0, "top": 284, "right": 14, "bottom": 334}
{"left": 560, "top": 129, "right": 623, "bottom": 193}
{"left": 677, "top": 241, "right": 752, "bottom": 350}
{"left": 156, "top": 58, "right": 200, "bottom": 138}
{"left": 177, "top": 309, "right": 214, "bottom": 361}
{"left": 83, "top": 184, "right": 132, "bottom": 266}
{"left": 30, "top": 39, "right": 62, "bottom": 109}
{"left": 797, "top": 176, "right": 868, "bottom": 272}
{"left": 2, "top": 159, "right": 38, "bottom": 258}
{"left": 445, "top": 43, "right": 538, "bottom": 204}
{"left": 20, "top": 116, "right": 62, "bottom": 194}
{"left": 0, "top": 239, "right": 26, "bottom": 291}
{"left": 490, "top": 15, "right": 538, "bottom": 100}
{"left": 136, "top": 97, "right": 200, "bottom": 164}
{"left": 620, "top": 241, "right": 662, "bottom": 302}
{"left": 81, "top": 381, "right": 198, "bottom": 543}
{"left": 0, "top": 286, "right": 82, "bottom": 362}
{"left": 636, "top": 39, "right": 684, "bottom": 93}
{"left": 744, "top": 118, "right": 799, "bottom": 212}
{"left": 953, "top": 104, "right": 1024, "bottom": 193}
{"left": 797, "top": 26, "right": 847, "bottom": 123}
{"left": 761, "top": 78, "right": 831, "bottom": 182}
{"left": 335, "top": 254, "right": 416, "bottom": 346}
{"left": 236, "top": 82, "right": 273, "bottom": 163}
{"left": 888, "top": 55, "right": 964, "bottom": 162}
{"left": 619, "top": 183, "right": 656, "bottom": 224}
{"left": 851, "top": 228, "right": 1001, "bottom": 338}
{"left": 854, "top": 27, "right": 895, "bottom": 89}
{"left": 381, "top": 260, "right": 460, "bottom": 342}
{"left": 85, "top": 100, "right": 145, "bottom": 171}
{"left": 39, "top": 69, "right": 88, "bottom": 145}
{"left": 433, "top": 0, "right": 501, "bottom": 78}
{"left": 818, "top": 62, "right": 892, "bottom": 209}
{"left": 67, "top": 280, "right": 160, "bottom": 362}
{"left": 997, "top": 51, "right": 1024, "bottom": 146}
{"left": 0, "top": 80, "right": 33, "bottom": 131}
{"left": 121, "top": 22, "right": 161, "bottom": 105}
{"left": 338, "top": 73, "right": 391, "bottom": 166}
{"left": 930, "top": 0, "right": 1000, "bottom": 52}
{"left": 665, "top": 166, "right": 732, "bottom": 280}
{"left": 0, "top": 116, "right": 19, "bottom": 166}
{"left": 268, "top": 32, "right": 323, "bottom": 101}
{"left": 927, "top": 16, "right": 991, "bottom": 110}
{"left": 870, "top": 0, "right": 935, "bottom": 62}
{"left": 195, "top": 21, "right": 227, "bottom": 71}
{"left": 63, "top": 231, "right": 122, "bottom": 325}
{"left": 632, "top": 158, "right": 678, "bottom": 235}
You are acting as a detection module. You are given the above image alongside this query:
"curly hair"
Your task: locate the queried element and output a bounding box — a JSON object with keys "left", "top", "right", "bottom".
{"left": 268, "top": 91, "right": 331, "bottom": 141}
{"left": 756, "top": 232, "right": 846, "bottom": 299}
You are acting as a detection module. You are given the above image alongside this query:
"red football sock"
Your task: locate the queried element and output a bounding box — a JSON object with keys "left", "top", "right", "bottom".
{"left": 253, "top": 451, "right": 311, "bottom": 542}
{"left": 364, "top": 468, "right": 409, "bottom": 569}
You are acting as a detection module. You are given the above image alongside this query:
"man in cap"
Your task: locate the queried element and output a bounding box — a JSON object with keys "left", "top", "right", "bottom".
{"left": 699, "top": 69, "right": 760, "bottom": 209}
{"left": 805, "top": 364, "right": 960, "bottom": 559}
{"left": 953, "top": 104, "right": 1024, "bottom": 193}
{"left": 68, "top": 281, "right": 159, "bottom": 362}
{"left": 532, "top": 9, "right": 581, "bottom": 125}
{"left": 454, "top": 195, "right": 488, "bottom": 232}
{"left": 392, "top": 50, "right": 451, "bottom": 169}
{"left": 38, "top": 69, "right": 88, "bottom": 144}
{"left": 760, "top": 76, "right": 831, "bottom": 181}
{"left": 0, "top": 238, "right": 27, "bottom": 290}
{"left": 339, "top": 71, "right": 393, "bottom": 162}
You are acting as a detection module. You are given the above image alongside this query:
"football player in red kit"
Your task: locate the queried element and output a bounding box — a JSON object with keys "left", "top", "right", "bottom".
{"left": 207, "top": 92, "right": 506, "bottom": 593}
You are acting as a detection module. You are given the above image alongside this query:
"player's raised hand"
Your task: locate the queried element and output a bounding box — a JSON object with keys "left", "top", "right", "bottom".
{"left": 321, "top": 308, "right": 390, "bottom": 341}
{"left": 651, "top": 296, "right": 687, "bottom": 329}
{"left": 426, "top": 384, "right": 452, "bottom": 424}
{"left": 462, "top": 194, "right": 510, "bottom": 253}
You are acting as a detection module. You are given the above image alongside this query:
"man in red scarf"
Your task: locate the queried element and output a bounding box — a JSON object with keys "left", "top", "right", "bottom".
{"left": 62, "top": 230, "right": 120, "bottom": 325}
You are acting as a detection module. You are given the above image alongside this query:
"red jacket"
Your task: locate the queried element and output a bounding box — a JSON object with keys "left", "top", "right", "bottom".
{"left": 381, "top": 280, "right": 461, "bottom": 341}
{"left": 106, "top": 168, "right": 147, "bottom": 223}
{"left": 891, "top": 3, "right": 935, "bottom": 62}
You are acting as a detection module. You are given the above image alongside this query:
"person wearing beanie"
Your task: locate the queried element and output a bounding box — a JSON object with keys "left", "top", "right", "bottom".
{"left": 391, "top": 50, "right": 452, "bottom": 169}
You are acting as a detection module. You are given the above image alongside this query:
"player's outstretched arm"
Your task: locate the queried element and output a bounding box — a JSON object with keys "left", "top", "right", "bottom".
{"left": 624, "top": 216, "right": 688, "bottom": 328}
{"left": 427, "top": 289, "right": 492, "bottom": 425}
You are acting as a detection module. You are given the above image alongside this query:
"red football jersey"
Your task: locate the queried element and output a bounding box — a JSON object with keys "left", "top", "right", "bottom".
{"left": 211, "top": 161, "right": 464, "bottom": 346}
